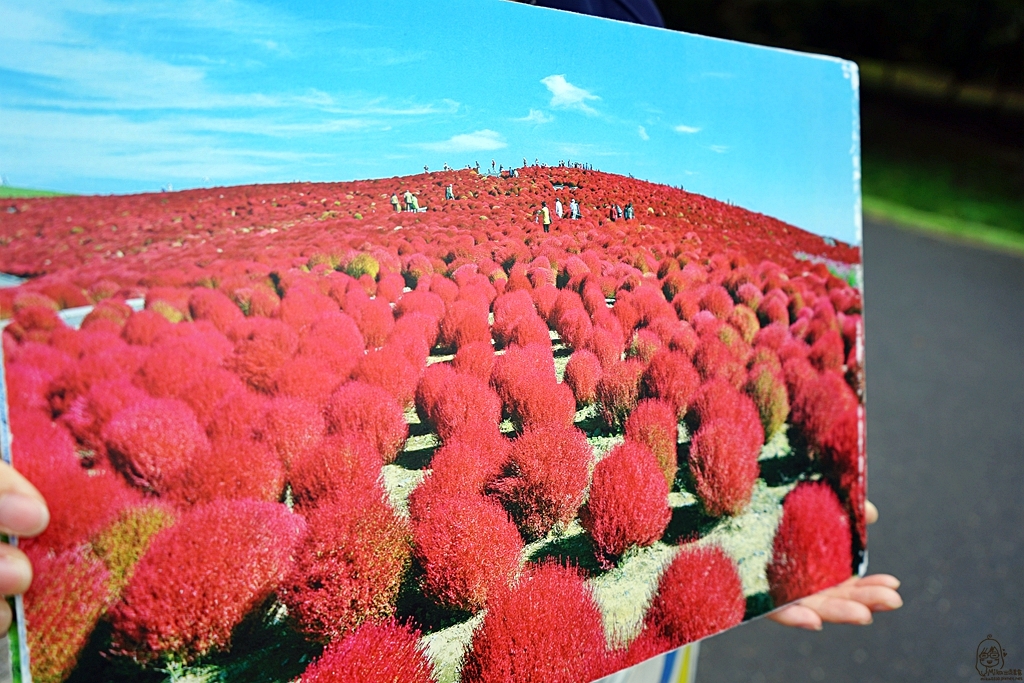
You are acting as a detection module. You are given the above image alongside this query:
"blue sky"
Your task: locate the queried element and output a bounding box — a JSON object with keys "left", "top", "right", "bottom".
{"left": 0, "top": 0, "right": 862, "bottom": 243}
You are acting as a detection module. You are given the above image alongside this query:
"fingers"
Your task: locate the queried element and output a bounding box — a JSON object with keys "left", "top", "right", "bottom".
{"left": 0, "top": 461, "right": 49, "bottom": 537}
{"left": 768, "top": 604, "right": 823, "bottom": 631}
{"left": 801, "top": 595, "right": 874, "bottom": 624}
{"left": 855, "top": 574, "right": 901, "bottom": 590}
{"left": 767, "top": 574, "right": 903, "bottom": 631}
{"left": 848, "top": 584, "right": 904, "bottom": 612}
{"left": 0, "top": 544, "right": 32, "bottom": 597}
{"left": 0, "top": 599, "right": 10, "bottom": 633}
{"left": 865, "top": 500, "right": 878, "bottom": 525}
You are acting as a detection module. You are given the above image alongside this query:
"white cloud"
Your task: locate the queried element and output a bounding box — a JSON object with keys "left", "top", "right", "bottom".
{"left": 517, "top": 109, "right": 553, "bottom": 124}
{"left": 710, "top": 145, "right": 729, "bottom": 153}
{"left": 638, "top": 125, "right": 649, "bottom": 141}
{"left": 418, "top": 130, "right": 507, "bottom": 153}
{"left": 0, "top": 108, "right": 329, "bottom": 185}
{"left": 540, "top": 75, "right": 599, "bottom": 115}
{"left": 674, "top": 124, "right": 701, "bottom": 134}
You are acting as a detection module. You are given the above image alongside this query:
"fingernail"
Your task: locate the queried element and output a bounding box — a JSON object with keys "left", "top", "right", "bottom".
{"left": 0, "top": 494, "right": 49, "bottom": 536}
{"left": 0, "top": 553, "right": 31, "bottom": 594}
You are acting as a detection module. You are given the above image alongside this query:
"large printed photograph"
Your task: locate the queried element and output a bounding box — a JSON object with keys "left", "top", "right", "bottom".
{"left": 0, "top": 1, "right": 865, "bottom": 681}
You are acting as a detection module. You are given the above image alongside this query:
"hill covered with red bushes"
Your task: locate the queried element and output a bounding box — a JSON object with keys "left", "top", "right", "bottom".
{"left": 2, "top": 166, "right": 865, "bottom": 683}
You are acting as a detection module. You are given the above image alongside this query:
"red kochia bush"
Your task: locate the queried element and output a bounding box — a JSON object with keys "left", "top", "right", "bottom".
{"left": 110, "top": 500, "right": 306, "bottom": 663}
{"left": 103, "top": 397, "right": 209, "bottom": 494}
{"left": 744, "top": 363, "right": 790, "bottom": 438}
{"left": 298, "top": 620, "right": 436, "bottom": 683}
{"left": 301, "top": 310, "right": 365, "bottom": 356}
{"left": 642, "top": 349, "right": 700, "bottom": 418}
{"left": 627, "top": 329, "right": 662, "bottom": 363}
{"left": 505, "top": 313, "right": 552, "bottom": 348}
{"left": 500, "top": 371, "right": 577, "bottom": 430}
{"left": 491, "top": 343, "right": 555, "bottom": 392}
{"left": 564, "top": 349, "right": 603, "bottom": 405}
{"left": 580, "top": 441, "right": 671, "bottom": 567}
{"left": 263, "top": 396, "right": 326, "bottom": 470}
{"left": 690, "top": 378, "right": 764, "bottom": 440}
{"left": 428, "top": 373, "right": 502, "bottom": 442}
{"left": 491, "top": 423, "right": 592, "bottom": 540}
{"left": 279, "top": 495, "right": 411, "bottom": 643}
{"left": 289, "top": 434, "right": 383, "bottom": 510}
{"left": 808, "top": 328, "right": 845, "bottom": 372}
{"left": 791, "top": 370, "right": 859, "bottom": 449}
{"left": 60, "top": 376, "right": 150, "bottom": 458}
{"left": 587, "top": 324, "right": 625, "bottom": 369}
{"left": 134, "top": 330, "right": 231, "bottom": 401}
{"left": 556, "top": 307, "right": 593, "bottom": 350}
{"left": 624, "top": 399, "right": 679, "bottom": 486}
{"left": 413, "top": 494, "right": 523, "bottom": 612}
{"left": 80, "top": 298, "right": 133, "bottom": 331}
{"left": 452, "top": 340, "right": 496, "bottom": 380}
{"left": 439, "top": 299, "right": 490, "bottom": 349}
{"left": 204, "top": 385, "right": 269, "bottom": 442}
{"left": 766, "top": 482, "right": 853, "bottom": 607}
{"left": 689, "top": 420, "right": 760, "bottom": 516}
{"left": 492, "top": 290, "right": 537, "bottom": 346}
{"left": 818, "top": 406, "right": 866, "bottom": 550}
{"left": 596, "top": 359, "right": 646, "bottom": 429}
{"left": 122, "top": 309, "right": 173, "bottom": 346}
{"left": 415, "top": 362, "right": 458, "bottom": 427}
{"left": 396, "top": 289, "right": 445, "bottom": 322}
{"left": 24, "top": 546, "right": 111, "bottom": 683}
{"left": 408, "top": 424, "right": 511, "bottom": 520}
{"left": 273, "top": 353, "right": 344, "bottom": 406}
{"left": 694, "top": 335, "right": 746, "bottom": 388}
{"left": 12, "top": 408, "right": 137, "bottom": 551}
{"left": 461, "top": 563, "right": 609, "bottom": 683}
{"left": 348, "top": 294, "right": 395, "bottom": 348}
{"left": 227, "top": 317, "right": 299, "bottom": 393}
{"left": 325, "top": 381, "right": 408, "bottom": 463}
{"left": 6, "top": 362, "right": 54, "bottom": 413}
{"left": 188, "top": 287, "right": 244, "bottom": 333}
{"left": 640, "top": 545, "right": 745, "bottom": 648}
{"left": 170, "top": 436, "right": 285, "bottom": 506}
{"left": 352, "top": 347, "right": 420, "bottom": 407}
{"left": 278, "top": 286, "right": 339, "bottom": 332}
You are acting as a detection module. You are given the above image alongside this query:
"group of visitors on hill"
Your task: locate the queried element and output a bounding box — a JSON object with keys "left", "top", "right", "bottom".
{"left": 390, "top": 189, "right": 421, "bottom": 213}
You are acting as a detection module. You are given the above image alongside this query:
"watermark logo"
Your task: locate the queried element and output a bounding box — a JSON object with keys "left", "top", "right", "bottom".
{"left": 977, "top": 635, "right": 1022, "bottom": 681}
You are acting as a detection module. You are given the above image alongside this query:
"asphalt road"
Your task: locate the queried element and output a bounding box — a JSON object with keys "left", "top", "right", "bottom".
{"left": 696, "top": 218, "right": 1024, "bottom": 683}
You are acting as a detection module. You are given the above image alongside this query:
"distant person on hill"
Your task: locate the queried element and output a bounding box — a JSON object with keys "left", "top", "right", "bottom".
{"left": 390, "top": 192, "right": 401, "bottom": 212}
{"left": 403, "top": 189, "right": 414, "bottom": 212}
{"left": 624, "top": 201, "right": 634, "bottom": 220}
{"left": 555, "top": 198, "right": 564, "bottom": 219}
{"left": 445, "top": 184, "right": 455, "bottom": 200}
{"left": 615, "top": 203, "right": 623, "bottom": 219}
{"left": 569, "top": 197, "right": 580, "bottom": 219}
{"left": 539, "top": 201, "right": 552, "bottom": 232}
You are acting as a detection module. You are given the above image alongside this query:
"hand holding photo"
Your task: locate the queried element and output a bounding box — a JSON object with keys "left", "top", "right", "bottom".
{"left": 0, "top": 1, "right": 872, "bottom": 681}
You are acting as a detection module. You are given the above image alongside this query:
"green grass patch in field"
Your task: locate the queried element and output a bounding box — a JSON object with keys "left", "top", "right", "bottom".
{"left": 0, "top": 186, "right": 71, "bottom": 198}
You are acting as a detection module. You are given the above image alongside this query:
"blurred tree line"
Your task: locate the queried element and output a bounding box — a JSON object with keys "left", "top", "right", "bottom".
{"left": 654, "top": 0, "right": 1024, "bottom": 93}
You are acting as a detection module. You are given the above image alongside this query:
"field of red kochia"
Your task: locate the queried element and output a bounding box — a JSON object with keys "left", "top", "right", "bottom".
{"left": 1, "top": 167, "right": 865, "bottom": 683}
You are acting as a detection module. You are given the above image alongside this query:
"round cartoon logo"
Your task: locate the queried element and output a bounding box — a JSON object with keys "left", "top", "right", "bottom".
{"left": 977, "top": 635, "right": 1006, "bottom": 677}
